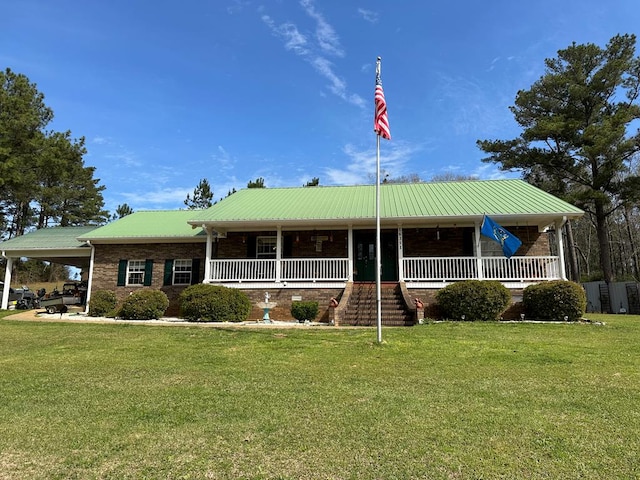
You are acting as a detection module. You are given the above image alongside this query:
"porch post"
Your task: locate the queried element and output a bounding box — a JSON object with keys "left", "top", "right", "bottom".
{"left": 203, "top": 225, "right": 212, "bottom": 283}
{"left": 1, "top": 254, "right": 14, "bottom": 310}
{"left": 276, "top": 226, "right": 282, "bottom": 282}
{"left": 475, "top": 221, "right": 484, "bottom": 280}
{"left": 397, "top": 226, "right": 404, "bottom": 281}
{"left": 347, "top": 226, "right": 354, "bottom": 281}
{"left": 556, "top": 217, "right": 567, "bottom": 280}
{"left": 83, "top": 242, "right": 96, "bottom": 314}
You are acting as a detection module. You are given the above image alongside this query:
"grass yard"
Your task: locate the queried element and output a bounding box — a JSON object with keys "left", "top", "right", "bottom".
{"left": 0, "top": 313, "right": 638, "bottom": 479}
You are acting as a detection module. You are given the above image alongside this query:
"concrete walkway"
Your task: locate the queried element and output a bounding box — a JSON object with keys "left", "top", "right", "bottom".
{"left": 2, "top": 308, "right": 333, "bottom": 328}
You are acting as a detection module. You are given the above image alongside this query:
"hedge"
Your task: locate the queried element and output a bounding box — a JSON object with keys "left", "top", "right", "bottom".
{"left": 523, "top": 280, "right": 586, "bottom": 321}
{"left": 179, "top": 284, "right": 251, "bottom": 322}
{"left": 436, "top": 280, "right": 511, "bottom": 321}
{"left": 88, "top": 290, "right": 118, "bottom": 317}
{"left": 119, "top": 289, "right": 169, "bottom": 320}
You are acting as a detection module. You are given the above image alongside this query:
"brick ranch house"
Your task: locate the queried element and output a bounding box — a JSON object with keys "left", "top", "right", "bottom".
{"left": 1, "top": 180, "right": 583, "bottom": 324}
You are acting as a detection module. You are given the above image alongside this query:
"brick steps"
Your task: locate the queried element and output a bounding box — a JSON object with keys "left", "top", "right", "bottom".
{"left": 341, "top": 282, "right": 414, "bottom": 327}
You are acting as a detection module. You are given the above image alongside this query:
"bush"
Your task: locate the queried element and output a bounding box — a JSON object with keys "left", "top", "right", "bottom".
{"left": 523, "top": 280, "right": 586, "bottom": 321}
{"left": 119, "top": 289, "right": 169, "bottom": 320}
{"left": 291, "top": 301, "right": 319, "bottom": 322}
{"left": 88, "top": 290, "right": 118, "bottom": 317}
{"left": 179, "top": 284, "right": 251, "bottom": 322}
{"left": 436, "top": 280, "right": 511, "bottom": 321}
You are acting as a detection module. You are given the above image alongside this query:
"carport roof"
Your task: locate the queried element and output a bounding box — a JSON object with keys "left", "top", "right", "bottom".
{"left": 1, "top": 226, "right": 98, "bottom": 267}
{"left": 1, "top": 226, "right": 97, "bottom": 251}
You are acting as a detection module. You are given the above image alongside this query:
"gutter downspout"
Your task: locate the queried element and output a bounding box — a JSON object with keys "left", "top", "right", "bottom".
{"left": 84, "top": 241, "right": 95, "bottom": 314}
{"left": 1, "top": 251, "right": 13, "bottom": 310}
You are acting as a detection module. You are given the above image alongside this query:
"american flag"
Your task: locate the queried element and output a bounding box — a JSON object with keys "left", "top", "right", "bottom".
{"left": 374, "top": 59, "right": 391, "bottom": 140}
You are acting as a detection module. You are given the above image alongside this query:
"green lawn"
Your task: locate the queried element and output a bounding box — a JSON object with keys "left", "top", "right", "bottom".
{"left": 0, "top": 313, "right": 638, "bottom": 479}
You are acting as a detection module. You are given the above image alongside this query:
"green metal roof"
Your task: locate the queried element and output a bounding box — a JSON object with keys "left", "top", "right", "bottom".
{"left": 1, "top": 226, "right": 97, "bottom": 251}
{"left": 78, "top": 210, "right": 208, "bottom": 242}
{"left": 189, "top": 180, "right": 583, "bottom": 226}
{"left": 0, "top": 181, "right": 585, "bottom": 248}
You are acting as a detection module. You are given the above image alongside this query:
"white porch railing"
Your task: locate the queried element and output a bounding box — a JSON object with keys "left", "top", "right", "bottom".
{"left": 481, "top": 256, "right": 560, "bottom": 281}
{"left": 281, "top": 258, "right": 349, "bottom": 281}
{"left": 209, "top": 258, "right": 349, "bottom": 282}
{"left": 403, "top": 256, "right": 560, "bottom": 282}
{"left": 210, "top": 259, "right": 277, "bottom": 281}
{"left": 209, "top": 256, "right": 561, "bottom": 283}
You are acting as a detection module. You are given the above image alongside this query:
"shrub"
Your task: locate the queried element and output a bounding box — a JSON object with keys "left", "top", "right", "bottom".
{"left": 436, "top": 280, "right": 510, "bottom": 321}
{"left": 291, "top": 301, "right": 319, "bottom": 322}
{"left": 88, "top": 290, "right": 118, "bottom": 317}
{"left": 119, "top": 289, "right": 169, "bottom": 320}
{"left": 179, "top": 284, "right": 251, "bottom": 322}
{"left": 523, "top": 280, "right": 586, "bottom": 321}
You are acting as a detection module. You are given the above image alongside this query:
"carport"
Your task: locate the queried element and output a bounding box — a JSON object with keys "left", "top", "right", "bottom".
{"left": 1, "top": 226, "right": 98, "bottom": 310}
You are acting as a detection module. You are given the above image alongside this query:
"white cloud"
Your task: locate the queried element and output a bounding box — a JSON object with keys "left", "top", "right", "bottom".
{"left": 357, "top": 8, "right": 378, "bottom": 24}
{"left": 323, "top": 141, "right": 422, "bottom": 185}
{"left": 261, "top": 2, "right": 362, "bottom": 107}
{"left": 300, "top": 0, "right": 344, "bottom": 57}
{"left": 213, "top": 145, "right": 235, "bottom": 171}
{"left": 91, "top": 136, "right": 110, "bottom": 145}
{"left": 261, "top": 15, "right": 309, "bottom": 55}
{"left": 436, "top": 73, "right": 513, "bottom": 137}
{"left": 104, "top": 150, "right": 142, "bottom": 168}
{"left": 120, "top": 187, "right": 192, "bottom": 209}
{"left": 310, "top": 57, "right": 365, "bottom": 106}
{"left": 227, "top": 0, "right": 250, "bottom": 15}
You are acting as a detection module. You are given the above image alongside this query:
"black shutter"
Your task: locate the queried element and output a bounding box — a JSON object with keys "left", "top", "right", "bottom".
{"left": 283, "top": 235, "right": 293, "bottom": 258}
{"left": 191, "top": 258, "right": 201, "bottom": 284}
{"left": 463, "top": 228, "right": 474, "bottom": 256}
{"left": 117, "top": 260, "right": 127, "bottom": 286}
{"left": 247, "top": 236, "right": 256, "bottom": 258}
{"left": 143, "top": 259, "right": 154, "bottom": 286}
{"left": 163, "top": 260, "right": 174, "bottom": 286}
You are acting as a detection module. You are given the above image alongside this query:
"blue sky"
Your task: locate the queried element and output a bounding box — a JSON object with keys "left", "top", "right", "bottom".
{"left": 3, "top": 1, "right": 639, "bottom": 213}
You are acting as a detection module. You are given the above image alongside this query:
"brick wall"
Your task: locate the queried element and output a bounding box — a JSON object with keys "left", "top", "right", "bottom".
{"left": 243, "top": 287, "right": 344, "bottom": 322}
{"left": 217, "top": 230, "right": 348, "bottom": 258}
{"left": 402, "top": 226, "right": 549, "bottom": 257}
{"left": 92, "top": 242, "right": 206, "bottom": 316}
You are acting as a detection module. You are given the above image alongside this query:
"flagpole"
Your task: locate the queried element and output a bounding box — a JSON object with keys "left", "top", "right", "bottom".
{"left": 373, "top": 55, "right": 389, "bottom": 344}
{"left": 375, "top": 133, "right": 382, "bottom": 343}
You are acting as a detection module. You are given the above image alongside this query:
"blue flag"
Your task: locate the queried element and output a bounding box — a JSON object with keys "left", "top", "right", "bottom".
{"left": 480, "top": 215, "right": 522, "bottom": 258}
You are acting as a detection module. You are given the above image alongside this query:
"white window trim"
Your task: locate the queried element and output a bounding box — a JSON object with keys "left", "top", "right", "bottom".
{"left": 127, "top": 259, "right": 145, "bottom": 286}
{"left": 256, "top": 236, "right": 278, "bottom": 259}
{"left": 173, "top": 259, "right": 193, "bottom": 285}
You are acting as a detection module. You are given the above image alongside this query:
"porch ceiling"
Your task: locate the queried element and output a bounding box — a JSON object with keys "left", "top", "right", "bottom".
{"left": 206, "top": 213, "right": 565, "bottom": 233}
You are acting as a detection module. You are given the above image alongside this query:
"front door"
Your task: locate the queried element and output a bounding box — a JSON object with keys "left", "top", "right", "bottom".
{"left": 354, "top": 230, "right": 398, "bottom": 282}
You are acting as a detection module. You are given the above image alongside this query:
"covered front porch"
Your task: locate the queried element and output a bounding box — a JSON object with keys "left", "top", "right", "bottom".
{"left": 203, "top": 220, "right": 567, "bottom": 289}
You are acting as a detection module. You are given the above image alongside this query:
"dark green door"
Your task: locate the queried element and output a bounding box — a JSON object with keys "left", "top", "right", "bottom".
{"left": 354, "top": 231, "right": 398, "bottom": 282}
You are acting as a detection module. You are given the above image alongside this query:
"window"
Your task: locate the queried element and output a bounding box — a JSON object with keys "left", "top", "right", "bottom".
{"left": 173, "top": 259, "right": 192, "bottom": 285}
{"left": 480, "top": 237, "right": 504, "bottom": 257}
{"left": 117, "top": 259, "right": 153, "bottom": 287}
{"left": 256, "top": 236, "right": 277, "bottom": 259}
{"left": 163, "top": 259, "right": 201, "bottom": 286}
{"left": 127, "top": 260, "right": 146, "bottom": 285}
